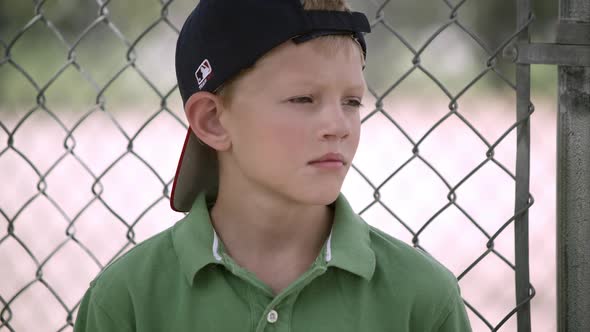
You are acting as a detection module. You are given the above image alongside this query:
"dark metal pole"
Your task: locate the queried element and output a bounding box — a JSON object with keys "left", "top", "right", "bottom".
{"left": 557, "top": 0, "right": 590, "bottom": 331}
{"left": 515, "top": 0, "right": 533, "bottom": 331}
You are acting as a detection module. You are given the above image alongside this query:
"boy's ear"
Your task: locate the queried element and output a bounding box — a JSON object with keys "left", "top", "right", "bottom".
{"left": 184, "top": 92, "right": 231, "bottom": 151}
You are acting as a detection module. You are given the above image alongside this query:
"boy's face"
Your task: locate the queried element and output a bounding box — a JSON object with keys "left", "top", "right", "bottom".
{"left": 218, "top": 37, "right": 365, "bottom": 205}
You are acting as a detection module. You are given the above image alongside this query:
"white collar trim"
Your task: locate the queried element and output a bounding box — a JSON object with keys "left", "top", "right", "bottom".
{"left": 211, "top": 228, "right": 334, "bottom": 263}
{"left": 212, "top": 230, "right": 222, "bottom": 261}
{"left": 325, "top": 230, "right": 333, "bottom": 262}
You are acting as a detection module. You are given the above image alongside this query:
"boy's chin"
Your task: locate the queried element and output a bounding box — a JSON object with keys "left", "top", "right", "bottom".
{"left": 295, "top": 185, "right": 342, "bottom": 206}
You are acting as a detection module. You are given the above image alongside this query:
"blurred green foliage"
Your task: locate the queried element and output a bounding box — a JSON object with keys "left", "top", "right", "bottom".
{"left": 0, "top": 0, "right": 557, "bottom": 112}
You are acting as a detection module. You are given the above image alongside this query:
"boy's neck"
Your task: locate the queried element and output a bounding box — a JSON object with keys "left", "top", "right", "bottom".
{"left": 208, "top": 187, "right": 334, "bottom": 294}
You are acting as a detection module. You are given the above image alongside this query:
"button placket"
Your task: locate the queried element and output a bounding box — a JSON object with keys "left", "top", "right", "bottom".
{"left": 255, "top": 265, "right": 327, "bottom": 332}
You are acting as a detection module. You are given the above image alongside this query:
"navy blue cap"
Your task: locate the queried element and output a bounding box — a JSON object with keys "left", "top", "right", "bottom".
{"left": 171, "top": 0, "right": 371, "bottom": 212}
{"left": 175, "top": 0, "right": 370, "bottom": 106}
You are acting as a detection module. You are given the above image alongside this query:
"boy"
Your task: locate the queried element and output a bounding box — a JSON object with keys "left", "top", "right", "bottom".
{"left": 74, "top": 0, "right": 472, "bottom": 331}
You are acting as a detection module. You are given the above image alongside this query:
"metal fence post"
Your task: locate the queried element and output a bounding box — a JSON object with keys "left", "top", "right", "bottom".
{"left": 557, "top": 0, "right": 590, "bottom": 331}
{"left": 515, "top": 0, "right": 533, "bottom": 331}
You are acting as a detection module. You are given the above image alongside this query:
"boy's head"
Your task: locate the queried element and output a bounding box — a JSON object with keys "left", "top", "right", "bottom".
{"left": 171, "top": 0, "right": 371, "bottom": 212}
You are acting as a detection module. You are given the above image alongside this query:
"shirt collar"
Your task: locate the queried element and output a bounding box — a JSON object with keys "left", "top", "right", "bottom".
{"left": 172, "top": 189, "right": 224, "bottom": 286}
{"left": 172, "top": 190, "right": 376, "bottom": 286}
{"left": 325, "top": 193, "right": 376, "bottom": 280}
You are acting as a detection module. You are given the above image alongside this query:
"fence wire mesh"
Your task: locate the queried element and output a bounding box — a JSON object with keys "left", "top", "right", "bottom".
{"left": 1, "top": 0, "right": 537, "bottom": 331}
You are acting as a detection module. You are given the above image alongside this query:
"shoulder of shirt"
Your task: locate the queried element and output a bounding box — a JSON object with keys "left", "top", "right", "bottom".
{"left": 367, "top": 223, "right": 457, "bottom": 284}
{"left": 85, "top": 219, "right": 180, "bottom": 304}
{"left": 366, "top": 222, "right": 461, "bottom": 321}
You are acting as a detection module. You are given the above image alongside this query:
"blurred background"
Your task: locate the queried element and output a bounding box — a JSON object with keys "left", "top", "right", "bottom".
{"left": 1, "top": 0, "right": 559, "bottom": 331}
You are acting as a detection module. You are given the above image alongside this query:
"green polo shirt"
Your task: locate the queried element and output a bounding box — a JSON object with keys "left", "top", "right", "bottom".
{"left": 74, "top": 190, "right": 472, "bottom": 331}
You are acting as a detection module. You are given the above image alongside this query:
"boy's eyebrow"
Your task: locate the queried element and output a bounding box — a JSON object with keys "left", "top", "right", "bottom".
{"left": 286, "top": 78, "right": 366, "bottom": 92}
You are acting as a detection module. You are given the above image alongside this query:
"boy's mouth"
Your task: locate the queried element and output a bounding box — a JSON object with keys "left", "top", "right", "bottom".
{"left": 309, "top": 152, "right": 346, "bottom": 165}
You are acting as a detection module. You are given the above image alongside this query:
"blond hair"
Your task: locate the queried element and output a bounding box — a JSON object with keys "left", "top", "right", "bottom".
{"left": 216, "top": 0, "right": 364, "bottom": 107}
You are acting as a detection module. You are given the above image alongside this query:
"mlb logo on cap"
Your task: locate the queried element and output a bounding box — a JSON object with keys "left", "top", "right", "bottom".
{"left": 195, "top": 59, "right": 213, "bottom": 89}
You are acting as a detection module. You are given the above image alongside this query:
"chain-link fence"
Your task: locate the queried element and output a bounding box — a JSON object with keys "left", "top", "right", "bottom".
{"left": 0, "top": 0, "right": 543, "bottom": 331}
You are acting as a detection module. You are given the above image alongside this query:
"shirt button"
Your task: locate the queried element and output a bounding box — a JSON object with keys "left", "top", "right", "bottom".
{"left": 267, "top": 309, "right": 278, "bottom": 323}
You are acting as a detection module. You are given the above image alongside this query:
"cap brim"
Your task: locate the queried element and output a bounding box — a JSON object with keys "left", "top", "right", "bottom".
{"left": 170, "top": 129, "right": 219, "bottom": 212}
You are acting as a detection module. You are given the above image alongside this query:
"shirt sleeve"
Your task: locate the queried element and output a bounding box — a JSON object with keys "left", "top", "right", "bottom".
{"left": 74, "top": 285, "right": 133, "bottom": 332}
{"left": 435, "top": 286, "right": 472, "bottom": 332}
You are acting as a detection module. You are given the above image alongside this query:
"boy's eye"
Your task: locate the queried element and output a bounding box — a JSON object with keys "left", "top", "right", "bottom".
{"left": 346, "top": 99, "right": 363, "bottom": 108}
{"left": 289, "top": 96, "right": 313, "bottom": 103}
{"left": 288, "top": 96, "right": 364, "bottom": 108}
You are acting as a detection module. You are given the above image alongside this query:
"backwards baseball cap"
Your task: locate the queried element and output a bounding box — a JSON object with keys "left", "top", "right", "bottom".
{"left": 171, "top": 0, "right": 371, "bottom": 212}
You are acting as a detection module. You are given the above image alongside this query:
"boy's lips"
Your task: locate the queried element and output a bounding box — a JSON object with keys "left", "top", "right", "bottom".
{"left": 309, "top": 152, "right": 346, "bottom": 165}
{"left": 309, "top": 160, "right": 345, "bottom": 169}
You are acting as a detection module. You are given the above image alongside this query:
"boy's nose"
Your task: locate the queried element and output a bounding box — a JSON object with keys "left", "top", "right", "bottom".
{"left": 318, "top": 104, "right": 351, "bottom": 141}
